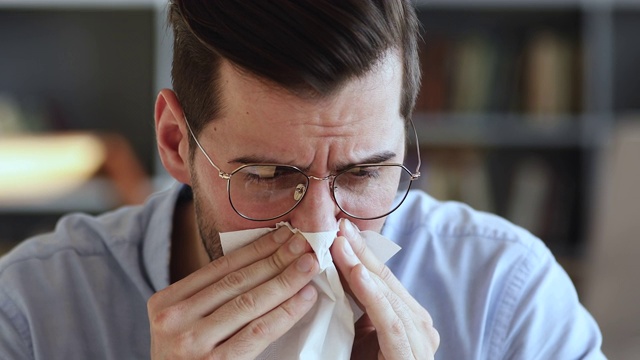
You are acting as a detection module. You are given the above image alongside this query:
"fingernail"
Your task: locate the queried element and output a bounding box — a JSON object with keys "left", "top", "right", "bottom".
{"left": 296, "top": 254, "right": 314, "bottom": 272}
{"left": 344, "top": 219, "right": 358, "bottom": 237}
{"left": 300, "top": 285, "right": 316, "bottom": 301}
{"left": 289, "top": 235, "right": 305, "bottom": 255}
{"left": 273, "top": 227, "right": 291, "bottom": 243}
{"left": 343, "top": 238, "right": 357, "bottom": 261}
{"left": 360, "top": 266, "right": 372, "bottom": 283}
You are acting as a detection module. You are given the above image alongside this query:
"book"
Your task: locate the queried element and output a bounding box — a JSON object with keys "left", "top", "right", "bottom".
{"left": 416, "top": 35, "right": 451, "bottom": 113}
{"left": 459, "top": 151, "right": 494, "bottom": 213}
{"left": 450, "top": 35, "right": 497, "bottom": 113}
{"left": 524, "top": 30, "right": 575, "bottom": 117}
{"left": 506, "top": 156, "right": 553, "bottom": 238}
{"left": 417, "top": 149, "right": 494, "bottom": 213}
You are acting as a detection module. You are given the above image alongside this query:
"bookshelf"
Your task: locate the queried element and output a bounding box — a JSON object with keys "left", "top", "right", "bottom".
{"left": 412, "top": 0, "right": 638, "bottom": 286}
{"left": 0, "top": 1, "right": 637, "bottom": 281}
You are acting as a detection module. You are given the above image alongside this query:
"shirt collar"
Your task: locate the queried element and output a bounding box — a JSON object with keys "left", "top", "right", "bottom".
{"left": 142, "top": 182, "right": 189, "bottom": 292}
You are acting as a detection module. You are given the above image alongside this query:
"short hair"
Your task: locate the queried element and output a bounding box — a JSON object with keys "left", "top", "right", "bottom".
{"left": 168, "top": 0, "right": 421, "bottom": 136}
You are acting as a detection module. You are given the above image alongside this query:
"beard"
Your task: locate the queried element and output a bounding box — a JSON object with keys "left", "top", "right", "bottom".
{"left": 190, "top": 170, "right": 224, "bottom": 262}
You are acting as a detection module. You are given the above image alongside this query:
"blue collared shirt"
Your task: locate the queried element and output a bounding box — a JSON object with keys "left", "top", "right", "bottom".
{"left": 0, "top": 184, "right": 604, "bottom": 359}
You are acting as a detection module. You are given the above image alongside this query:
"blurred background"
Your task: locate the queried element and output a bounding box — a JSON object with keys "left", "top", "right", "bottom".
{"left": 0, "top": 0, "right": 639, "bottom": 357}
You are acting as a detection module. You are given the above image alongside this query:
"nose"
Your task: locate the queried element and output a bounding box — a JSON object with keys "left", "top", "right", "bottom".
{"left": 287, "top": 177, "right": 341, "bottom": 232}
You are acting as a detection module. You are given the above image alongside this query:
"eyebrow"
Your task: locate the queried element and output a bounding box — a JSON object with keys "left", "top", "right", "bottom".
{"left": 334, "top": 151, "right": 398, "bottom": 172}
{"left": 228, "top": 156, "right": 298, "bottom": 167}
{"left": 229, "top": 151, "right": 398, "bottom": 172}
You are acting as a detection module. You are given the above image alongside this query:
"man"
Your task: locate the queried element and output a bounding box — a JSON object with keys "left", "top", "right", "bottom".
{"left": 0, "top": 1, "right": 603, "bottom": 359}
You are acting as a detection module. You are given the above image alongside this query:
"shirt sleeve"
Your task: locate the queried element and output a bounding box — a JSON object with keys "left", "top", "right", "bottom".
{"left": 491, "top": 240, "right": 605, "bottom": 359}
{"left": 0, "top": 287, "right": 33, "bottom": 360}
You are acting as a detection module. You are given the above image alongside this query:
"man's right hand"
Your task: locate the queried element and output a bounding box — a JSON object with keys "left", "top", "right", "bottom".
{"left": 147, "top": 226, "right": 319, "bottom": 359}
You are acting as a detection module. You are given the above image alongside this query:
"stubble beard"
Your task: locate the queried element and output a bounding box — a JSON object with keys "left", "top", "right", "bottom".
{"left": 190, "top": 171, "right": 224, "bottom": 262}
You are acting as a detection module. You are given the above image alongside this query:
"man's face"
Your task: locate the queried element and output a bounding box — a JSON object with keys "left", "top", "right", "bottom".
{"left": 189, "top": 53, "right": 406, "bottom": 256}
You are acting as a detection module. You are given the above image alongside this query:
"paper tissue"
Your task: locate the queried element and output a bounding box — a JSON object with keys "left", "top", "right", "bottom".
{"left": 219, "top": 220, "right": 401, "bottom": 360}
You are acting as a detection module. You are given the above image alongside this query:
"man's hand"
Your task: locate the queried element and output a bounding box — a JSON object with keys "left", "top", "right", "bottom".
{"left": 331, "top": 220, "right": 440, "bottom": 360}
{"left": 147, "top": 227, "right": 319, "bottom": 359}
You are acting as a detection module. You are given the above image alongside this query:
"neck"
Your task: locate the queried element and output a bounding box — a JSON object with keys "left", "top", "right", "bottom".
{"left": 170, "top": 198, "right": 211, "bottom": 283}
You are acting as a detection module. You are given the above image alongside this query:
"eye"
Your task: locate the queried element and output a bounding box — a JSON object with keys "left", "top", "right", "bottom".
{"left": 344, "top": 166, "right": 381, "bottom": 179}
{"left": 239, "top": 165, "right": 305, "bottom": 187}
{"left": 241, "top": 166, "right": 277, "bottom": 184}
{"left": 243, "top": 173, "right": 274, "bottom": 184}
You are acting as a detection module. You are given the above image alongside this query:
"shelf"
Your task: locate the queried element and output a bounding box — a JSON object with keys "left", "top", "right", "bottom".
{"left": 613, "top": 10, "right": 640, "bottom": 112}
{"left": 0, "top": 175, "right": 177, "bottom": 214}
{"left": 610, "top": 0, "right": 640, "bottom": 9}
{"left": 0, "top": 178, "right": 118, "bottom": 214}
{"left": 416, "top": 0, "right": 584, "bottom": 9}
{"left": 413, "top": 113, "right": 582, "bottom": 148}
{"left": 415, "top": 0, "right": 640, "bottom": 10}
{"left": 0, "top": 0, "right": 164, "bottom": 9}
{"left": 0, "top": 174, "right": 177, "bottom": 214}
{"left": 0, "top": 1, "right": 630, "bottom": 270}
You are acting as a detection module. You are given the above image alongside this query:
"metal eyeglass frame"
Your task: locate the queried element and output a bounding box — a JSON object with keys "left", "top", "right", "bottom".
{"left": 184, "top": 117, "right": 421, "bottom": 221}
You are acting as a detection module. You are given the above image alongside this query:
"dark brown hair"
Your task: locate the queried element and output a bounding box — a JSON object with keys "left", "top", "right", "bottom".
{"left": 168, "top": 0, "right": 421, "bottom": 136}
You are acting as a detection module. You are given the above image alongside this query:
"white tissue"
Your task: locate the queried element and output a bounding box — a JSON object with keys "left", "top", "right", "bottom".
{"left": 219, "top": 220, "right": 401, "bottom": 360}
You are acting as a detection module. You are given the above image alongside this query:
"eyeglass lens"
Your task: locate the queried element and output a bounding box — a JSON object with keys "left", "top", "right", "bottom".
{"left": 227, "top": 164, "right": 413, "bottom": 221}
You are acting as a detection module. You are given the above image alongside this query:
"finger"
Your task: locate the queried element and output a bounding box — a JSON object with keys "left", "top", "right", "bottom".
{"left": 330, "top": 236, "right": 363, "bottom": 308}
{"left": 150, "top": 226, "right": 295, "bottom": 310}
{"left": 351, "top": 264, "right": 412, "bottom": 360}
{"left": 331, "top": 235, "right": 390, "bottom": 308}
{"left": 334, "top": 236, "right": 437, "bottom": 359}
{"left": 178, "top": 233, "right": 313, "bottom": 322}
{"left": 333, "top": 237, "right": 414, "bottom": 358}
{"left": 367, "top": 273, "right": 435, "bottom": 359}
{"left": 213, "top": 284, "right": 318, "bottom": 359}
{"left": 338, "top": 220, "right": 430, "bottom": 318}
{"left": 193, "top": 252, "right": 320, "bottom": 345}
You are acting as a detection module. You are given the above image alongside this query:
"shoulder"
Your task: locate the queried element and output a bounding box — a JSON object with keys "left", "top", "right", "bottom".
{"left": 385, "top": 190, "right": 542, "bottom": 258}
{"left": 384, "top": 190, "right": 552, "bottom": 317}
{"left": 0, "top": 207, "right": 142, "bottom": 275}
{"left": 0, "top": 184, "right": 182, "bottom": 298}
{"left": 384, "top": 190, "right": 550, "bottom": 295}
{"left": 384, "top": 190, "right": 603, "bottom": 358}
{"left": 0, "top": 184, "right": 182, "bottom": 358}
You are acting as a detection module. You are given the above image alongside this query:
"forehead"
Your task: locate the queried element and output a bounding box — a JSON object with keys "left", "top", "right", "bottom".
{"left": 218, "top": 52, "right": 402, "bottom": 119}
{"left": 204, "top": 53, "right": 405, "bottom": 169}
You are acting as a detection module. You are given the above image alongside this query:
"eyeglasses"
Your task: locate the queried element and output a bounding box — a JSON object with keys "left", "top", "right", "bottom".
{"left": 185, "top": 118, "right": 421, "bottom": 221}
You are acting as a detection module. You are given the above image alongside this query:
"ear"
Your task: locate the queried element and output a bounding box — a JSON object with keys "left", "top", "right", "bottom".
{"left": 155, "top": 89, "right": 191, "bottom": 185}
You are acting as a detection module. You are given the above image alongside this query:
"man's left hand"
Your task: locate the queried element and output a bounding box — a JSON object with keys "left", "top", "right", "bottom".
{"left": 331, "top": 219, "right": 439, "bottom": 360}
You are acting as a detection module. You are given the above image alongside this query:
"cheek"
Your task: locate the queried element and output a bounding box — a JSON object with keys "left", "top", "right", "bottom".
{"left": 192, "top": 165, "right": 254, "bottom": 232}
{"left": 194, "top": 170, "right": 298, "bottom": 232}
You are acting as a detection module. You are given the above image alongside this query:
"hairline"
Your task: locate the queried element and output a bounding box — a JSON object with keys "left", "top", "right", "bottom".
{"left": 186, "top": 50, "right": 407, "bottom": 161}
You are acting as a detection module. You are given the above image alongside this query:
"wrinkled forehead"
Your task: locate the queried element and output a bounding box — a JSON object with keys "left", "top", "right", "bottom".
{"left": 197, "top": 53, "right": 406, "bottom": 172}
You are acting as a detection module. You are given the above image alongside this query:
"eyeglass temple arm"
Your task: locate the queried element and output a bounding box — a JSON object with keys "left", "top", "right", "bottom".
{"left": 408, "top": 118, "right": 421, "bottom": 179}
{"left": 184, "top": 118, "right": 230, "bottom": 178}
